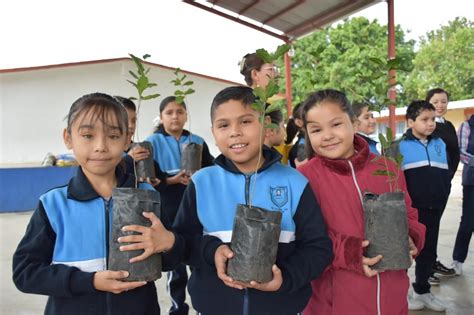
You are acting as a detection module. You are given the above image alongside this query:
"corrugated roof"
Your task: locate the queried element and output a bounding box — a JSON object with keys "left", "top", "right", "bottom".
{"left": 184, "top": 0, "right": 381, "bottom": 41}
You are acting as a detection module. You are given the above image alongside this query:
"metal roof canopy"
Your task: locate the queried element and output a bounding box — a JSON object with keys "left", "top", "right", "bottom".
{"left": 184, "top": 0, "right": 397, "bottom": 132}
{"left": 183, "top": 0, "right": 382, "bottom": 41}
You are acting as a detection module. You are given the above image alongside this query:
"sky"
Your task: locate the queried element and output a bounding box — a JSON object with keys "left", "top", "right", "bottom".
{"left": 1, "top": 0, "right": 473, "bottom": 84}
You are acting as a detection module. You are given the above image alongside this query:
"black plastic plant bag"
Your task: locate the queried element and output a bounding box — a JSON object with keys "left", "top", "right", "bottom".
{"left": 109, "top": 187, "right": 162, "bottom": 281}
{"left": 227, "top": 204, "right": 282, "bottom": 283}
{"left": 181, "top": 142, "right": 202, "bottom": 175}
{"left": 131, "top": 141, "right": 156, "bottom": 180}
{"left": 363, "top": 191, "right": 411, "bottom": 270}
{"left": 296, "top": 143, "right": 307, "bottom": 162}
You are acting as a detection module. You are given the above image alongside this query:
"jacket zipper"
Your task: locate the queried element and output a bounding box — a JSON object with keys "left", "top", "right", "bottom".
{"left": 347, "top": 160, "right": 381, "bottom": 315}
{"left": 244, "top": 174, "right": 252, "bottom": 205}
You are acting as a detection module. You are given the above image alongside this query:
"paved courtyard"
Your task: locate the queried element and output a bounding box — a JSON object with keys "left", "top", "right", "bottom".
{"left": 1, "top": 171, "right": 472, "bottom": 314}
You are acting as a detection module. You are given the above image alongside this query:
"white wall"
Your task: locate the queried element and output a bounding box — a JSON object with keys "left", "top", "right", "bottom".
{"left": 0, "top": 60, "right": 234, "bottom": 164}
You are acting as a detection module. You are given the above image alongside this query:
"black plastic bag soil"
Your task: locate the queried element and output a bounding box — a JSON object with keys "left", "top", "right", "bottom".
{"left": 227, "top": 204, "right": 282, "bottom": 283}
{"left": 131, "top": 141, "right": 156, "bottom": 180}
{"left": 363, "top": 191, "right": 411, "bottom": 270}
{"left": 181, "top": 142, "right": 202, "bottom": 174}
{"left": 109, "top": 187, "right": 162, "bottom": 281}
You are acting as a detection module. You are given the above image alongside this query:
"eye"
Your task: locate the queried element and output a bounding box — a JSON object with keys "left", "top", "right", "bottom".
{"left": 217, "top": 123, "right": 228, "bottom": 129}
{"left": 242, "top": 119, "right": 252, "bottom": 125}
{"left": 310, "top": 128, "right": 321, "bottom": 134}
{"left": 333, "top": 122, "right": 342, "bottom": 127}
{"left": 109, "top": 134, "right": 121, "bottom": 140}
{"left": 82, "top": 134, "right": 93, "bottom": 139}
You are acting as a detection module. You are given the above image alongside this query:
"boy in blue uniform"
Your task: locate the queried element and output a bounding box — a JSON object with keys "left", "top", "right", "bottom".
{"left": 395, "top": 101, "right": 450, "bottom": 312}
{"left": 128, "top": 86, "right": 333, "bottom": 315}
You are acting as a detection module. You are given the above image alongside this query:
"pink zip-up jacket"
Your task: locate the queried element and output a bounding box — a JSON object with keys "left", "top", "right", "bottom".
{"left": 299, "top": 135, "right": 425, "bottom": 315}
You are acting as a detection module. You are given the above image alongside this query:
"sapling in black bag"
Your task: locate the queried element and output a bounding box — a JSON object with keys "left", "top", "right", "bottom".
{"left": 131, "top": 141, "right": 156, "bottom": 180}
{"left": 109, "top": 187, "right": 162, "bottom": 281}
{"left": 181, "top": 142, "right": 203, "bottom": 175}
{"left": 227, "top": 204, "right": 282, "bottom": 283}
{"left": 363, "top": 191, "right": 411, "bottom": 270}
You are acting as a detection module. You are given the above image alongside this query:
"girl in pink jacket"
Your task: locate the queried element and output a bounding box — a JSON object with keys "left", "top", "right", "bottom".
{"left": 298, "top": 89, "right": 426, "bottom": 315}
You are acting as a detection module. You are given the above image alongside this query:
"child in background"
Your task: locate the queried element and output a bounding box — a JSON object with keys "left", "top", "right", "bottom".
{"left": 286, "top": 103, "right": 307, "bottom": 168}
{"left": 426, "top": 88, "right": 460, "bottom": 282}
{"left": 451, "top": 114, "right": 474, "bottom": 276}
{"left": 298, "top": 89, "right": 425, "bottom": 315}
{"left": 146, "top": 96, "right": 214, "bottom": 315}
{"left": 114, "top": 96, "right": 166, "bottom": 190}
{"left": 352, "top": 102, "right": 380, "bottom": 155}
{"left": 12, "top": 93, "right": 175, "bottom": 315}
{"left": 129, "top": 86, "right": 332, "bottom": 315}
{"left": 395, "top": 101, "right": 451, "bottom": 312}
{"left": 263, "top": 108, "right": 286, "bottom": 154}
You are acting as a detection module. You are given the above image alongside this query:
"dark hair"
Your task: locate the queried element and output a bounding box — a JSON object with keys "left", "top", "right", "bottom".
{"left": 240, "top": 53, "right": 265, "bottom": 86}
{"left": 210, "top": 86, "right": 256, "bottom": 121}
{"left": 302, "top": 89, "right": 353, "bottom": 158}
{"left": 114, "top": 96, "right": 136, "bottom": 111}
{"left": 352, "top": 101, "right": 370, "bottom": 118}
{"left": 285, "top": 102, "right": 304, "bottom": 144}
{"left": 160, "top": 96, "right": 187, "bottom": 113}
{"left": 406, "top": 100, "right": 435, "bottom": 121}
{"left": 66, "top": 93, "right": 128, "bottom": 135}
{"left": 425, "top": 88, "right": 449, "bottom": 102}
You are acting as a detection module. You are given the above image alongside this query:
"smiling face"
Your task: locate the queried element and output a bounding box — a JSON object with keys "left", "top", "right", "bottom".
{"left": 212, "top": 99, "right": 264, "bottom": 173}
{"left": 160, "top": 101, "right": 187, "bottom": 137}
{"left": 408, "top": 109, "right": 436, "bottom": 140}
{"left": 429, "top": 92, "right": 449, "bottom": 117}
{"left": 64, "top": 107, "right": 129, "bottom": 181}
{"left": 356, "top": 106, "right": 377, "bottom": 135}
{"left": 305, "top": 101, "right": 356, "bottom": 160}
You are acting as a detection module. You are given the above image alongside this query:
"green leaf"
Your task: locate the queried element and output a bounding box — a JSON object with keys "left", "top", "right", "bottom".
{"left": 272, "top": 44, "right": 291, "bottom": 60}
{"left": 256, "top": 48, "right": 273, "bottom": 64}
{"left": 143, "top": 54, "right": 151, "bottom": 59}
{"left": 147, "top": 83, "right": 157, "bottom": 88}
{"left": 184, "top": 81, "right": 194, "bottom": 86}
{"left": 265, "top": 122, "right": 279, "bottom": 129}
{"left": 142, "top": 93, "right": 161, "bottom": 100}
{"left": 128, "top": 70, "right": 138, "bottom": 79}
{"left": 137, "top": 76, "right": 149, "bottom": 95}
{"left": 369, "top": 57, "right": 385, "bottom": 67}
{"left": 373, "top": 170, "right": 389, "bottom": 176}
{"left": 174, "top": 90, "right": 183, "bottom": 96}
{"left": 126, "top": 80, "right": 137, "bottom": 88}
{"left": 175, "top": 96, "right": 185, "bottom": 104}
{"left": 265, "top": 102, "right": 281, "bottom": 114}
{"left": 252, "top": 86, "right": 267, "bottom": 102}
{"left": 184, "top": 88, "right": 195, "bottom": 95}
{"left": 378, "top": 133, "right": 388, "bottom": 149}
{"left": 386, "top": 127, "right": 394, "bottom": 142}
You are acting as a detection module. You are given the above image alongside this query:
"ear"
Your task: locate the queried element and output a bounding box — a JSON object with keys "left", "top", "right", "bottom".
{"left": 63, "top": 128, "right": 73, "bottom": 150}
{"left": 294, "top": 118, "right": 304, "bottom": 128}
{"left": 407, "top": 118, "right": 415, "bottom": 128}
{"left": 251, "top": 69, "right": 259, "bottom": 86}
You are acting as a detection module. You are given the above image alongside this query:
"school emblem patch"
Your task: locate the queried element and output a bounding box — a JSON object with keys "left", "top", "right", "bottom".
{"left": 270, "top": 186, "right": 288, "bottom": 208}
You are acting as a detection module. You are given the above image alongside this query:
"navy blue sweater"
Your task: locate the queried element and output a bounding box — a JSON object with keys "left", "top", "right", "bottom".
{"left": 398, "top": 129, "right": 451, "bottom": 210}
{"left": 166, "top": 147, "right": 333, "bottom": 315}
{"left": 12, "top": 167, "right": 174, "bottom": 315}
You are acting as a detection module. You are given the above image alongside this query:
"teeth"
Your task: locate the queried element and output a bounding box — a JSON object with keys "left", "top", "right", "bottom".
{"left": 231, "top": 143, "right": 246, "bottom": 149}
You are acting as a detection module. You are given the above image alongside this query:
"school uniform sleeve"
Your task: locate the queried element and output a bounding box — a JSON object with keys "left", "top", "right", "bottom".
{"left": 397, "top": 169, "right": 426, "bottom": 253}
{"left": 326, "top": 229, "right": 365, "bottom": 274}
{"left": 164, "top": 181, "right": 205, "bottom": 268}
{"left": 12, "top": 203, "right": 96, "bottom": 297}
{"left": 153, "top": 160, "right": 167, "bottom": 191}
{"left": 276, "top": 184, "right": 333, "bottom": 294}
{"left": 201, "top": 142, "right": 215, "bottom": 168}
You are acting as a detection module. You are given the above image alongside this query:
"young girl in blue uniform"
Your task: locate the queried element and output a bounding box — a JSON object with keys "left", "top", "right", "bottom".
{"left": 12, "top": 93, "right": 173, "bottom": 315}
{"left": 145, "top": 96, "right": 214, "bottom": 315}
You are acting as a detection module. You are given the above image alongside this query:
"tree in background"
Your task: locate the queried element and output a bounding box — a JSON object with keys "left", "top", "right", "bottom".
{"left": 404, "top": 17, "right": 474, "bottom": 101}
{"left": 279, "top": 17, "right": 416, "bottom": 106}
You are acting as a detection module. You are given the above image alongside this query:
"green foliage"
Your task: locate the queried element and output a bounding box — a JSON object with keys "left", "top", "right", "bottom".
{"left": 251, "top": 46, "right": 288, "bottom": 128}
{"left": 373, "top": 127, "right": 404, "bottom": 192}
{"left": 128, "top": 54, "right": 161, "bottom": 102}
{"left": 277, "top": 17, "right": 415, "bottom": 106}
{"left": 404, "top": 17, "right": 474, "bottom": 100}
{"left": 171, "top": 68, "right": 195, "bottom": 104}
{"left": 256, "top": 44, "right": 291, "bottom": 64}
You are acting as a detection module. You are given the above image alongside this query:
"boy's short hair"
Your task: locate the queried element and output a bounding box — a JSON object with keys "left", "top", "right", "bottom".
{"left": 406, "top": 100, "right": 435, "bottom": 121}
{"left": 210, "top": 86, "right": 256, "bottom": 121}
{"left": 352, "top": 102, "right": 370, "bottom": 118}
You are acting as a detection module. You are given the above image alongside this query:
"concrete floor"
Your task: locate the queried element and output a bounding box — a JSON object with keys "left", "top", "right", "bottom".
{"left": 1, "top": 171, "right": 472, "bottom": 315}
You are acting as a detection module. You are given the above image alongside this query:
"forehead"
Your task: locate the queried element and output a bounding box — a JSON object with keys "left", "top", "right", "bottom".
{"left": 307, "top": 102, "right": 347, "bottom": 121}
{"left": 213, "top": 99, "right": 257, "bottom": 121}
{"left": 163, "top": 101, "right": 186, "bottom": 111}
{"left": 431, "top": 93, "right": 448, "bottom": 100}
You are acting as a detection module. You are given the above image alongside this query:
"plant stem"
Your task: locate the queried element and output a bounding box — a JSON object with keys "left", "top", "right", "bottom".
{"left": 248, "top": 116, "right": 265, "bottom": 208}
